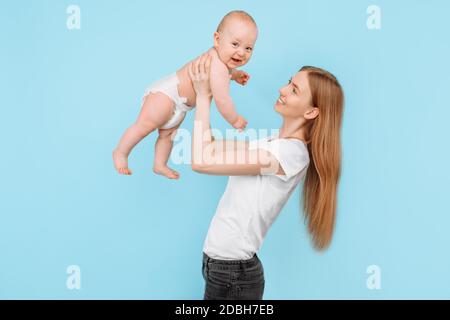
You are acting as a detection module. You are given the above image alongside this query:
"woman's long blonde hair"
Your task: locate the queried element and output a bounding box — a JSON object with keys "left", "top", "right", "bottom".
{"left": 300, "top": 66, "right": 344, "bottom": 251}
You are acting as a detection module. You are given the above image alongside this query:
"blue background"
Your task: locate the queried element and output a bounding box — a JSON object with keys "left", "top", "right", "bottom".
{"left": 1, "top": 0, "right": 449, "bottom": 299}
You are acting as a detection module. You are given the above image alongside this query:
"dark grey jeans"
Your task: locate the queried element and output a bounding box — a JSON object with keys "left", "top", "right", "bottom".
{"left": 202, "top": 252, "right": 265, "bottom": 300}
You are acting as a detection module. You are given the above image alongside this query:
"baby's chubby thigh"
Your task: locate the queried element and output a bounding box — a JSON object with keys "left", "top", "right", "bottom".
{"left": 136, "top": 92, "right": 175, "bottom": 132}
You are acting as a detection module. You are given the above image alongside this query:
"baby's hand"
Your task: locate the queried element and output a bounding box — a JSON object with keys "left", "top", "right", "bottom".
{"left": 232, "top": 115, "right": 248, "bottom": 131}
{"left": 232, "top": 70, "right": 250, "bottom": 86}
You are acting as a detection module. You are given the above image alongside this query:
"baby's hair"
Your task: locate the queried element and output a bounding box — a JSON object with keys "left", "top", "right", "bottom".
{"left": 216, "top": 10, "right": 257, "bottom": 33}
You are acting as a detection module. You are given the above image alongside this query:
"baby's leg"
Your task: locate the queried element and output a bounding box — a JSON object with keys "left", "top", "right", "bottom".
{"left": 153, "top": 125, "right": 181, "bottom": 179}
{"left": 113, "top": 93, "right": 174, "bottom": 175}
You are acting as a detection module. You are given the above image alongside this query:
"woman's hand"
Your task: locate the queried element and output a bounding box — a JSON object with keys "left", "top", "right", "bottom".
{"left": 189, "top": 53, "right": 212, "bottom": 99}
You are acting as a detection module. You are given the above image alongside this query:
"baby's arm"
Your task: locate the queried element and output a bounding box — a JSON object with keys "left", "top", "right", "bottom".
{"left": 209, "top": 56, "right": 246, "bottom": 129}
{"left": 230, "top": 69, "right": 250, "bottom": 86}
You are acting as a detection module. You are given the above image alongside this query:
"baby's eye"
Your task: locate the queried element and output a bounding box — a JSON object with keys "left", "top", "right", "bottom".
{"left": 232, "top": 42, "right": 239, "bottom": 48}
{"left": 246, "top": 47, "right": 253, "bottom": 52}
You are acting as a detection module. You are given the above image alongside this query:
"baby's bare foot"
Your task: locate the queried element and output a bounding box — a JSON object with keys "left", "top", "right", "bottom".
{"left": 153, "top": 165, "right": 180, "bottom": 179}
{"left": 113, "top": 149, "right": 132, "bottom": 175}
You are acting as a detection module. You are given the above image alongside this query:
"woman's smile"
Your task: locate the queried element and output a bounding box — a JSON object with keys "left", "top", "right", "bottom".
{"left": 277, "top": 97, "right": 286, "bottom": 105}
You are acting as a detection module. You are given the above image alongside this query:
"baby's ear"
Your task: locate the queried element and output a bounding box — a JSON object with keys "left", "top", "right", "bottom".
{"left": 213, "top": 32, "right": 220, "bottom": 47}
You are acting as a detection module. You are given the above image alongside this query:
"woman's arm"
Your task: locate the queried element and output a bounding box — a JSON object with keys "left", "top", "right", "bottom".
{"left": 189, "top": 54, "right": 284, "bottom": 176}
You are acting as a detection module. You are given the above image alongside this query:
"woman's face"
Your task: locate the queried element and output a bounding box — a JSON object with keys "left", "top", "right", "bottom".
{"left": 275, "top": 71, "right": 314, "bottom": 119}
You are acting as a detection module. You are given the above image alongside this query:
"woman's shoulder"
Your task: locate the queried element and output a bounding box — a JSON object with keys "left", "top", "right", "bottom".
{"left": 250, "top": 135, "right": 308, "bottom": 160}
{"left": 260, "top": 134, "right": 307, "bottom": 150}
{"left": 271, "top": 137, "right": 308, "bottom": 156}
{"left": 247, "top": 135, "right": 309, "bottom": 181}
{"left": 270, "top": 135, "right": 309, "bottom": 160}
{"left": 281, "top": 137, "right": 308, "bottom": 151}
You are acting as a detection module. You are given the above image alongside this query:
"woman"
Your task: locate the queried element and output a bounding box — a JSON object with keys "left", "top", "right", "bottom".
{"left": 189, "top": 54, "right": 344, "bottom": 300}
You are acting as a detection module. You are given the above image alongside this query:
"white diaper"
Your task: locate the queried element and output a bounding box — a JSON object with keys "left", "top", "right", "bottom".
{"left": 142, "top": 73, "right": 192, "bottom": 130}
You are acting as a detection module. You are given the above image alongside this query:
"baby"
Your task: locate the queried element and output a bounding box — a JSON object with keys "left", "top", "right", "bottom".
{"left": 113, "top": 10, "right": 258, "bottom": 178}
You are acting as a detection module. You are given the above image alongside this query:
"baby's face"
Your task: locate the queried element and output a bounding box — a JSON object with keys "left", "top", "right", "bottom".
{"left": 214, "top": 19, "right": 258, "bottom": 69}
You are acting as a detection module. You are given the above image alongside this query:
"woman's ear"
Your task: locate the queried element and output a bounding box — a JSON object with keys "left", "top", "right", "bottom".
{"left": 305, "top": 108, "right": 319, "bottom": 120}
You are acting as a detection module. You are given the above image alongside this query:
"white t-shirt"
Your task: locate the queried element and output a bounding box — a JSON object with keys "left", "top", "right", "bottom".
{"left": 203, "top": 133, "right": 310, "bottom": 260}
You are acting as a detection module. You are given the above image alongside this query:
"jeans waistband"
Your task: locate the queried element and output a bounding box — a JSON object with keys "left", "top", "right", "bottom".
{"left": 203, "top": 252, "right": 260, "bottom": 271}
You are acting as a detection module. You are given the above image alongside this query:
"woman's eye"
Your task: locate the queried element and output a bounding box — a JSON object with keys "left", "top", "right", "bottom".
{"left": 288, "top": 79, "right": 297, "bottom": 93}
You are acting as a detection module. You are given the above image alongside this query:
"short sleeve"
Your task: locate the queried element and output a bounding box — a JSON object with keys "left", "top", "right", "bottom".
{"left": 256, "top": 139, "right": 309, "bottom": 181}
